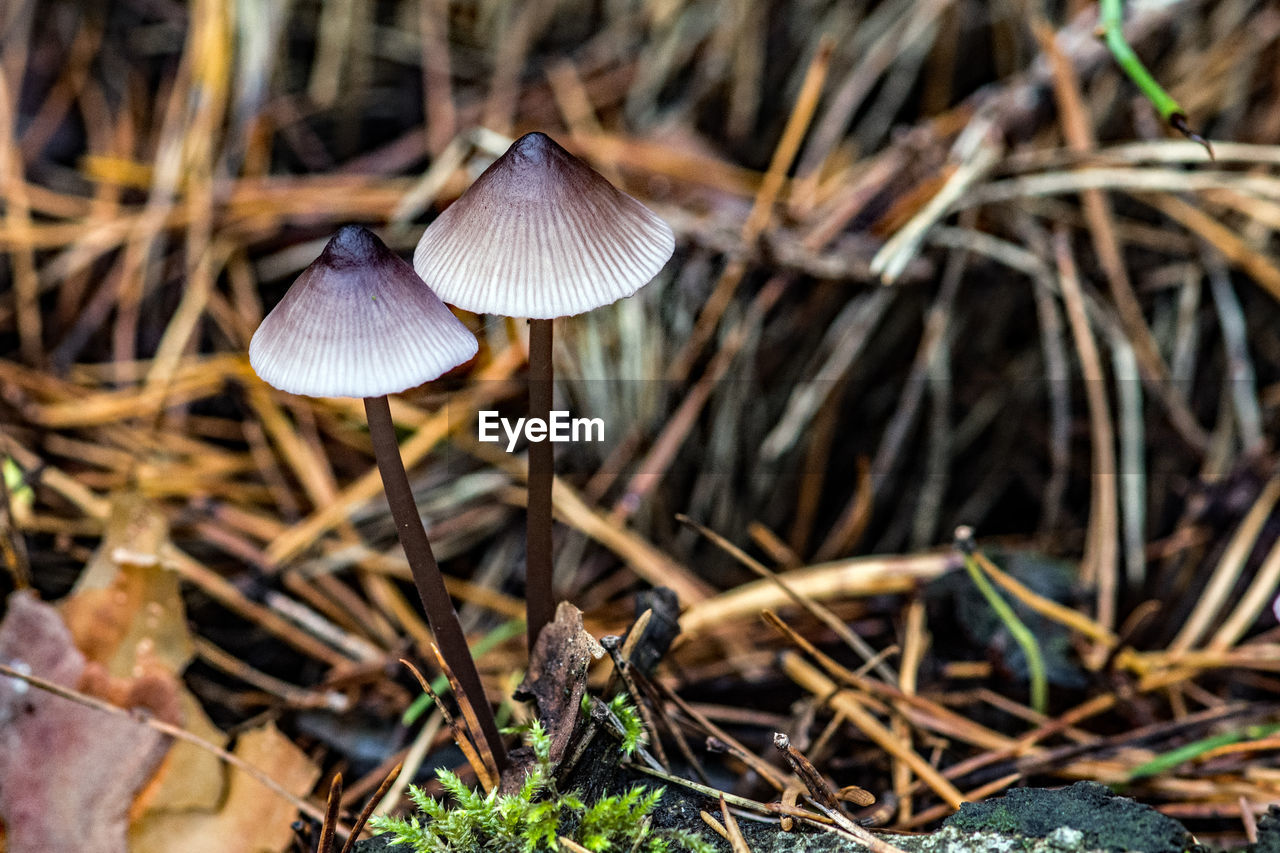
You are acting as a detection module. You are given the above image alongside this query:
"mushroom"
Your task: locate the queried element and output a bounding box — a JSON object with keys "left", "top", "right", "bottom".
{"left": 250, "top": 224, "right": 506, "bottom": 770}
{"left": 413, "top": 132, "right": 674, "bottom": 648}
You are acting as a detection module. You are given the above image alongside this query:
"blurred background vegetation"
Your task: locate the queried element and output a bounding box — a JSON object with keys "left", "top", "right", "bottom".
{"left": 4, "top": 0, "right": 1280, "bottom": 848}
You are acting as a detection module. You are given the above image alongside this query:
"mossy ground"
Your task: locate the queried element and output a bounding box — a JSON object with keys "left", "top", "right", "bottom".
{"left": 356, "top": 742, "right": 1247, "bottom": 853}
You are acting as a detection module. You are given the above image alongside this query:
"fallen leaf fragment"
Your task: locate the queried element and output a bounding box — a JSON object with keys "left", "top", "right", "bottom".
{"left": 514, "top": 602, "right": 605, "bottom": 770}
{"left": 130, "top": 722, "right": 321, "bottom": 853}
{"left": 0, "top": 591, "right": 173, "bottom": 853}
{"left": 59, "top": 491, "right": 226, "bottom": 815}
{"left": 61, "top": 491, "right": 193, "bottom": 677}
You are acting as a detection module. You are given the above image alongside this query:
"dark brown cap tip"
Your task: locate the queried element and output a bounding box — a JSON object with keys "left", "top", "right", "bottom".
{"left": 506, "top": 132, "right": 561, "bottom": 166}
{"left": 323, "top": 224, "right": 387, "bottom": 267}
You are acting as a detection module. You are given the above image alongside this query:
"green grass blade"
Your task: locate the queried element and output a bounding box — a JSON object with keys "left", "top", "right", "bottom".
{"left": 956, "top": 530, "right": 1049, "bottom": 714}
{"left": 1099, "top": 0, "right": 1212, "bottom": 157}
{"left": 402, "top": 618, "right": 526, "bottom": 726}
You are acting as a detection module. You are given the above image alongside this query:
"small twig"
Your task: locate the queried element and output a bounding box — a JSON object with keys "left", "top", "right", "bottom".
{"left": 627, "top": 665, "right": 709, "bottom": 784}
{"left": 618, "top": 608, "right": 652, "bottom": 663}
{"left": 339, "top": 762, "right": 403, "bottom": 853}
{"left": 970, "top": 550, "right": 1117, "bottom": 646}
{"left": 318, "top": 773, "right": 343, "bottom": 853}
{"left": 806, "top": 798, "right": 910, "bottom": 853}
{"left": 600, "top": 633, "right": 670, "bottom": 768}
{"left": 401, "top": 656, "right": 496, "bottom": 792}
{"left": 701, "top": 810, "right": 731, "bottom": 843}
{"left": 676, "top": 514, "right": 895, "bottom": 681}
{"left": 1203, "top": 248, "right": 1264, "bottom": 453}
{"left": 719, "top": 794, "right": 755, "bottom": 853}
{"left": 779, "top": 651, "right": 966, "bottom": 809}
{"left": 1050, "top": 227, "right": 1120, "bottom": 637}
{"left": 646, "top": 678, "right": 790, "bottom": 791}
{"left": 627, "top": 762, "right": 801, "bottom": 820}
{"left": 773, "top": 733, "right": 874, "bottom": 810}
{"left": 1169, "top": 475, "right": 1280, "bottom": 654}
{"left": 870, "top": 116, "right": 1001, "bottom": 283}
{"left": 779, "top": 784, "right": 802, "bottom": 832}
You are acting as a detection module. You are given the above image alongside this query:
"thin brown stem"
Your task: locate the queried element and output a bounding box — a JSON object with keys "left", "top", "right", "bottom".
{"left": 363, "top": 394, "right": 507, "bottom": 773}
{"left": 340, "top": 762, "right": 403, "bottom": 853}
{"left": 318, "top": 773, "right": 343, "bottom": 853}
{"left": 526, "top": 317, "right": 556, "bottom": 649}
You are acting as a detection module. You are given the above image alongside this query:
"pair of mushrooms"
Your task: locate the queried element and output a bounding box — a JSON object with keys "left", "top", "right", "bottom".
{"left": 249, "top": 132, "right": 674, "bottom": 771}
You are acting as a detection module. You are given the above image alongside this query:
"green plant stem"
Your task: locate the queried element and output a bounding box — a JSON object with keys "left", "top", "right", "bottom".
{"left": 363, "top": 394, "right": 507, "bottom": 773}
{"left": 1099, "top": 0, "right": 1212, "bottom": 156}
{"left": 402, "top": 618, "right": 525, "bottom": 725}
{"left": 1125, "top": 722, "right": 1280, "bottom": 782}
{"left": 526, "top": 317, "right": 556, "bottom": 651}
{"left": 960, "top": 545, "right": 1048, "bottom": 714}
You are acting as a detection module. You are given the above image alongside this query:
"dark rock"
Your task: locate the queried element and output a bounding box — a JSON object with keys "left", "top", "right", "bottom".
{"left": 944, "top": 781, "right": 1198, "bottom": 853}
{"left": 351, "top": 833, "right": 412, "bottom": 852}
{"left": 1242, "top": 804, "right": 1280, "bottom": 853}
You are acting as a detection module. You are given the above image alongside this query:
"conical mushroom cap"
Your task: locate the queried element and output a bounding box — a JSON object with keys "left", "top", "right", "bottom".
{"left": 250, "top": 225, "right": 478, "bottom": 398}
{"left": 414, "top": 132, "right": 675, "bottom": 319}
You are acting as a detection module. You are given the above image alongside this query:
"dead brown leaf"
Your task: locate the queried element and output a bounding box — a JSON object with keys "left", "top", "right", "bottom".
{"left": 0, "top": 591, "right": 173, "bottom": 853}
{"left": 58, "top": 491, "right": 226, "bottom": 816}
{"left": 514, "top": 602, "right": 605, "bottom": 768}
{"left": 60, "top": 491, "right": 193, "bottom": 676}
{"left": 129, "top": 722, "right": 321, "bottom": 853}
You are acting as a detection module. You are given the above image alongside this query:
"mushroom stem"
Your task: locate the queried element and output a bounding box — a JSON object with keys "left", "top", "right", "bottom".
{"left": 526, "top": 317, "right": 556, "bottom": 649}
{"left": 362, "top": 394, "right": 507, "bottom": 771}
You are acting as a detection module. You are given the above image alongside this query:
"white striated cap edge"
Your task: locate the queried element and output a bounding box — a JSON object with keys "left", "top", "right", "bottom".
{"left": 250, "top": 226, "right": 478, "bottom": 398}
{"left": 414, "top": 132, "right": 675, "bottom": 319}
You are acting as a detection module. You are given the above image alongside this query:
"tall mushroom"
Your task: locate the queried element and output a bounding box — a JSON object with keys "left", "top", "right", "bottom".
{"left": 413, "top": 132, "right": 674, "bottom": 649}
{"left": 250, "top": 224, "right": 506, "bottom": 770}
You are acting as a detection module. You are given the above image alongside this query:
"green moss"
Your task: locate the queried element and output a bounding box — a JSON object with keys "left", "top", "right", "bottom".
{"left": 370, "top": 712, "right": 710, "bottom": 853}
{"left": 602, "top": 693, "right": 647, "bottom": 758}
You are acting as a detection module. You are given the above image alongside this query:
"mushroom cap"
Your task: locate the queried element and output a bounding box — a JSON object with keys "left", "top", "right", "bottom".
{"left": 249, "top": 225, "right": 478, "bottom": 398}
{"left": 413, "top": 132, "right": 675, "bottom": 319}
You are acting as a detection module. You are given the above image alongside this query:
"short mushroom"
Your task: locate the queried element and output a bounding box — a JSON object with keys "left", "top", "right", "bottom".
{"left": 250, "top": 224, "right": 506, "bottom": 770}
{"left": 413, "top": 132, "right": 674, "bottom": 648}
